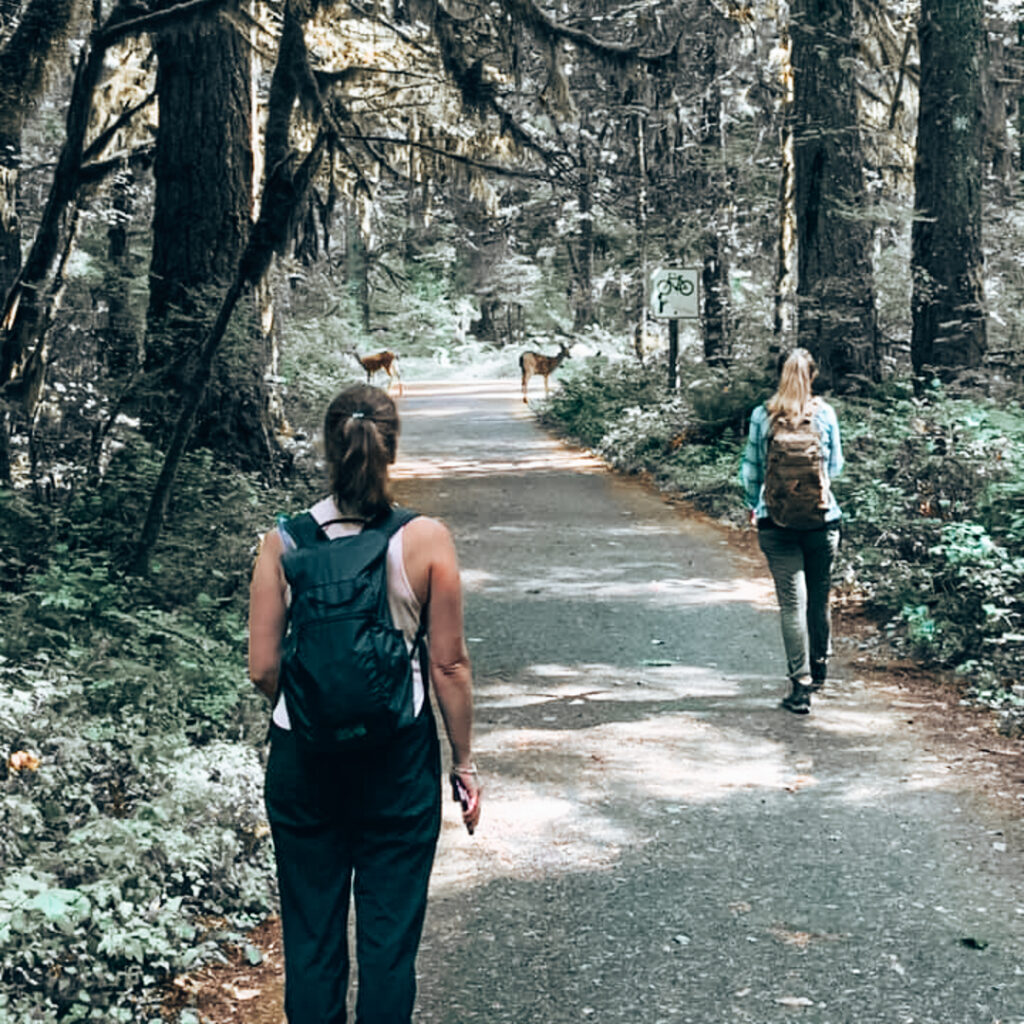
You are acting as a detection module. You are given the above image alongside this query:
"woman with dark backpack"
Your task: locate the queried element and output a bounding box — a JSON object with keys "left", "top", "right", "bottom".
{"left": 740, "top": 349, "right": 844, "bottom": 715}
{"left": 249, "top": 383, "right": 481, "bottom": 1023}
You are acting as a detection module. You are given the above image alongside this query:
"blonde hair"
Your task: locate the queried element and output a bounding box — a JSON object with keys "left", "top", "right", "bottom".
{"left": 766, "top": 348, "right": 818, "bottom": 425}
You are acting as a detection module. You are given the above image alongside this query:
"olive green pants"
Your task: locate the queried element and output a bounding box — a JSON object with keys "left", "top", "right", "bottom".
{"left": 265, "top": 711, "right": 441, "bottom": 1024}
{"left": 758, "top": 523, "right": 841, "bottom": 684}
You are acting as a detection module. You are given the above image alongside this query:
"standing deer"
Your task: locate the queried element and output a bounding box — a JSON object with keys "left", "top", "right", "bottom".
{"left": 348, "top": 348, "right": 403, "bottom": 396}
{"left": 519, "top": 342, "right": 571, "bottom": 403}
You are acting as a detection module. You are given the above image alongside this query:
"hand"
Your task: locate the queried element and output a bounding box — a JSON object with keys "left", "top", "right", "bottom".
{"left": 749, "top": 508, "right": 757, "bottom": 526}
{"left": 450, "top": 765, "right": 482, "bottom": 835}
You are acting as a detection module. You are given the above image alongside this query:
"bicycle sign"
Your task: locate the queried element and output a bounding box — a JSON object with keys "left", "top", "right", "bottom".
{"left": 650, "top": 267, "right": 700, "bottom": 319}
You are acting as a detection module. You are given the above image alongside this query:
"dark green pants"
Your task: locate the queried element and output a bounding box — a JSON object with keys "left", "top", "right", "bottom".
{"left": 265, "top": 710, "right": 441, "bottom": 1024}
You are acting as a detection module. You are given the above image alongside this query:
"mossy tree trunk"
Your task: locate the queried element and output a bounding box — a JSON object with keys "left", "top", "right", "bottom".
{"left": 698, "top": 6, "right": 732, "bottom": 367}
{"left": 791, "top": 0, "right": 879, "bottom": 390}
{"left": 0, "top": 0, "right": 77, "bottom": 301}
{"left": 911, "top": 0, "right": 987, "bottom": 375}
{"left": 570, "top": 123, "right": 596, "bottom": 331}
{"left": 144, "top": 6, "right": 274, "bottom": 469}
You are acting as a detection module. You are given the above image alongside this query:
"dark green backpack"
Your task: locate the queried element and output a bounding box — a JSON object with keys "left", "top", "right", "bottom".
{"left": 278, "top": 506, "right": 425, "bottom": 751}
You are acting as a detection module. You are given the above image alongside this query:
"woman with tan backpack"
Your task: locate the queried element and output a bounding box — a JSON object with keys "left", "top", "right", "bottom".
{"left": 740, "top": 349, "right": 844, "bottom": 714}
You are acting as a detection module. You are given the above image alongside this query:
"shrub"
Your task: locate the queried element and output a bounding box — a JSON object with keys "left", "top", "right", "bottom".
{"left": 0, "top": 446, "right": 294, "bottom": 1020}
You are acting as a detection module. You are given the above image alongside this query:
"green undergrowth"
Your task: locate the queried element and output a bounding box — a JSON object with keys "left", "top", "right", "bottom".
{"left": 0, "top": 441, "right": 309, "bottom": 1022}
{"left": 541, "top": 358, "right": 1024, "bottom": 704}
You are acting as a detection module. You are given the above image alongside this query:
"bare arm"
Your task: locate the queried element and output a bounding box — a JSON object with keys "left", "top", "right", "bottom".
{"left": 248, "top": 529, "right": 288, "bottom": 701}
{"left": 404, "top": 516, "right": 480, "bottom": 830}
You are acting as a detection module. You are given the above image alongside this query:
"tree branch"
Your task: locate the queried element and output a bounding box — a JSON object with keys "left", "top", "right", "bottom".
{"left": 81, "top": 91, "right": 156, "bottom": 165}
{"left": 338, "top": 133, "right": 560, "bottom": 181}
{"left": 79, "top": 145, "right": 155, "bottom": 185}
{"left": 887, "top": 30, "right": 913, "bottom": 129}
{"left": 98, "top": 0, "right": 229, "bottom": 48}
{"left": 497, "top": 0, "right": 685, "bottom": 67}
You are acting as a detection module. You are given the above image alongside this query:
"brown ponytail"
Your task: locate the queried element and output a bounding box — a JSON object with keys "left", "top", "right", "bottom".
{"left": 323, "top": 385, "right": 399, "bottom": 520}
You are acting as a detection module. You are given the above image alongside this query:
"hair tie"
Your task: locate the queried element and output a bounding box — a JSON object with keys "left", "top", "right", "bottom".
{"left": 350, "top": 411, "right": 366, "bottom": 420}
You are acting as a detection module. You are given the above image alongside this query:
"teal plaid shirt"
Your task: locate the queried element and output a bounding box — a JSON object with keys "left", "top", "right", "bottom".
{"left": 740, "top": 402, "right": 844, "bottom": 522}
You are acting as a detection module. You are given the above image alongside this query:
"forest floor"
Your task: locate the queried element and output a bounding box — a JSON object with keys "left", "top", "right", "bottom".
{"left": 177, "top": 379, "right": 1024, "bottom": 1024}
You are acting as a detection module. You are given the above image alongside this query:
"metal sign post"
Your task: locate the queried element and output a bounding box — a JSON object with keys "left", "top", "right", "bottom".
{"left": 650, "top": 267, "right": 700, "bottom": 390}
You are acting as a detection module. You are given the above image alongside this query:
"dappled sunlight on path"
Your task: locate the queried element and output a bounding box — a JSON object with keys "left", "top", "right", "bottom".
{"left": 428, "top": 660, "right": 963, "bottom": 900}
{"left": 391, "top": 449, "right": 604, "bottom": 479}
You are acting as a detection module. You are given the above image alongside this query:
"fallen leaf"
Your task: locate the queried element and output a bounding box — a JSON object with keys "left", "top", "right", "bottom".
{"left": 223, "top": 984, "right": 261, "bottom": 1001}
{"left": 769, "top": 927, "right": 814, "bottom": 949}
{"left": 728, "top": 901, "right": 752, "bottom": 916}
{"left": 775, "top": 996, "right": 814, "bottom": 1008}
{"left": 768, "top": 926, "right": 845, "bottom": 948}
{"left": 784, "top": 775, "right": 817, "bottom": 793}
{"left": 8, "top": 750, "right": 40, "bottom": 772}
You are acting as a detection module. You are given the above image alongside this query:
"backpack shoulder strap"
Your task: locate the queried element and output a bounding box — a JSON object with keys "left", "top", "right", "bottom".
{"left": 366, "top": 505, "right": 420, "bottom": 540}
{"left": 278, "top": 511, "right": 321, "bottom": 550}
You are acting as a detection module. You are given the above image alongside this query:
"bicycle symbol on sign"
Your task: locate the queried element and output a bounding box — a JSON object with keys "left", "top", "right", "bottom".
{"left": 651, "top": 268, "right": 699, "bottom": 318}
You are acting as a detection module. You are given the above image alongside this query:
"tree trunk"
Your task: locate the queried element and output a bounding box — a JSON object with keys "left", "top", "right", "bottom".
{"left": 102, "top": 165, "right": 140, "bottom": 379}
{"left": 635, "top": 112, "right": 649, "bottom": 364}
{"left": 791, "top": 0, "right": 879, "bottom": 390}
{"left": 911, "top": 0, "right": 987, "bottom": 375}
{"left": 1018, "top": 22, "right": 1024, "bottom": 179}
{"left": 0, "top": 0, "right": 77, "bottom": 300}
{"left": 144, "top": 8, "right": 272, "bottom": 469}
{"left": 470, "top": 297, "right": 500, "bottom": 343}
{"left": 0, "top": 124, "right": 18, "bottom": 302}
{"left": 572, "top": 127, "right": 595, "bottom": 330}
{"left": 984, "top": 25, "right": 1013, "bottom": 193}
{"left": 342, "top": 198, "right": 372, "bottom": 333}
{"left": 573, "top": 175, "right": 595, "bottom": 330}
{"left": 773, "top": 23, "right": 796, "bottom": 361}
{"left": 698, "top": 7, "right": 731, "bottom": 367}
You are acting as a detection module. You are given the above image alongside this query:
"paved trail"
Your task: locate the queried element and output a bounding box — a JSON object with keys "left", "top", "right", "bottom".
{"left": 239, "top": 380, "right": 1024, "bottom": 1024}
{"left": 396, "top": 381, "right": 1024, "bottom": 1024}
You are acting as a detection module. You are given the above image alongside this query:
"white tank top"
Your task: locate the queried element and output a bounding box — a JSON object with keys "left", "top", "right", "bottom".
{"left": 271, "top": 497, "right": 425, "bottom": 730}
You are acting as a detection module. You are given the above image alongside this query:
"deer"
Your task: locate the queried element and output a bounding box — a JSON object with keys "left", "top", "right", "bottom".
{"left": 519, "top": 342, "right": 571, "bottom": 403}
{"left": 347, "top": 348, "right": 403, "bottom": 396}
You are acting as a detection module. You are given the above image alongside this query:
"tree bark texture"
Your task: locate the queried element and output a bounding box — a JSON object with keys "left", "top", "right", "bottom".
{"left": 698, "top": 7, "right": 730, "bottom": 366}
{"left": 0, "top": 0, "right": 77, "bottom": 299}
{"left": 572, "top": 178, "right": 596, "bottom": 330}
{"left": 572, "top": 126, "right": 595, "bottom": 331}
{"left": 102, "top": 166, "right": 141, "bottom": 379}
{"left": 145, "top": 8, "right": 272, "bottom": 467}
{"left": 791, "top": 0, "right": 879, "bottom": 390}
{"left": 773, "top": 23, "right": 796, "bottom": 362}
{"left": 911, "top": 0, "right": 987, "bottom": 374}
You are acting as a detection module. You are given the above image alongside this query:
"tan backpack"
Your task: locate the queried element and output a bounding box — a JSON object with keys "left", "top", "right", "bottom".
{"left": 764, "top": 402, "right": 831, "bottom": 529}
